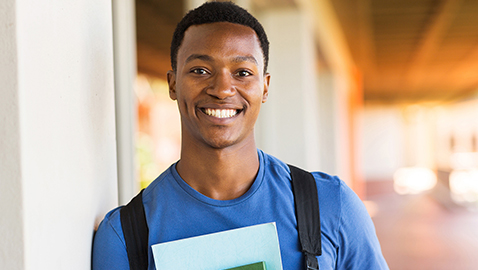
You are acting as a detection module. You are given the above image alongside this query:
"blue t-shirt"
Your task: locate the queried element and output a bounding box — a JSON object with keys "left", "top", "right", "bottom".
{"left": 93, "top": 150, "right": 388, "bottom": 269}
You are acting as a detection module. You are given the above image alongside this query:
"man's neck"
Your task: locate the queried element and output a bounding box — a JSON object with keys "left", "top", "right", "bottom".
{"left": 176, "top": 137, "right": 260, "bottom": 201}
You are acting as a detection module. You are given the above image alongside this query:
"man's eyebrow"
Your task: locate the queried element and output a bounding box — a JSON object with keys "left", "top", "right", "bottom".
{"left": 231, "top": 55, "right": 258, "bottom": 65}
{"left": 185, "top": 54, "right": 213, "bottom": 64}
{"left": 184, "top": 54, "right": 258, "bottom": 66}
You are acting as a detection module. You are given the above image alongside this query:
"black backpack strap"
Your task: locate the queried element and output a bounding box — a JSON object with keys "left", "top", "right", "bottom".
{"left": 120, "top": 189, "right": 149, "bottom": 270}
{"left": 288, "top": 164, "right": 322, "bottom": 270}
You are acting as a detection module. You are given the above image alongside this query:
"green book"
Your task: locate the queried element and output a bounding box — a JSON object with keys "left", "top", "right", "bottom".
{"left": 225, "top": 261, "right": 267, "bottom": 270}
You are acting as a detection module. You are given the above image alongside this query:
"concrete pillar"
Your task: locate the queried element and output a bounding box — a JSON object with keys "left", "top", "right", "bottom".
{"left": 255, "top": 7, "right": 321, "bottom": 171}
{"left": 0, "top": 1, "right": 24, "bottom": 269}
{"left": 113, "top": 0, "right": 139, "bottom": 205}
{"left": 184, "top": 0, "right": 207, "bottom": 11}
{"left": 0, "top": 0, "right": 118, "bottom": 269}
{"left": 185, "top": 0, "right": 251, "bottom": 14}
{"left": 316, "top": 72, "right": 338, "bottom": 174}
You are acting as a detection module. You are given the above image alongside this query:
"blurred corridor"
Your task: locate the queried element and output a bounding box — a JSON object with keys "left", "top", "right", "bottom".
{"left": 371, "top": 192, "right": 478, "bottom": 270}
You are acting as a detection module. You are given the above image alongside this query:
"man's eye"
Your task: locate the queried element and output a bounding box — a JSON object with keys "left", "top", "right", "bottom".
{"left": 237, "top": 70, "right": 252, "bottom": 77}
{"left": 191, "top": 68, "right": 208, "bottom": 75}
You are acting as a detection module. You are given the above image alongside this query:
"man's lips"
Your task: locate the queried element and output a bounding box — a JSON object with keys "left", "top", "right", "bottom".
{"left": 199, "top": 107, "right": 243, "bottom": 119}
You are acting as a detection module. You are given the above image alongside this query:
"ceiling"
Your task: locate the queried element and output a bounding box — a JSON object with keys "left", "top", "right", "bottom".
{"left": 330, "top": 0, "right": 478, "bottom": 103}
{"left": 135, "top": 0, "right": 184, "bottom": 80}
{"left": 135, "top": 0, "right": 478, "bottom": 103}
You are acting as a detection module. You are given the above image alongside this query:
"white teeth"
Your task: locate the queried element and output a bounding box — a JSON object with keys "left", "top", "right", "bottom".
{"left": 204, "top": 108, "right": 238, "bottom": 118}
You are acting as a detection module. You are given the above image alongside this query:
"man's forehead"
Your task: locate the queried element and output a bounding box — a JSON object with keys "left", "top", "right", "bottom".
{"left": 178, "top": 22, "right": 263, "bottom": 64}
{"left": 185, "top": 21, "right": 256, "bottom": 35}
{"left": 181, "top": 22, "right": 259, "bottom": 45}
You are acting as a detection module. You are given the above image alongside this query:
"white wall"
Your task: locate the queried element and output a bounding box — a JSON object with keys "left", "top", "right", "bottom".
{"left": 435, "top": 99, "right": 478, "bottom": 169}
{"left": 360, "top": 101, "right": 478, "bottom": 182}
{"left": 360, "top": 105, "right": 405, "bottom": 181}
{"left": 1, "top": 0, "right": 118, "bottom": 269}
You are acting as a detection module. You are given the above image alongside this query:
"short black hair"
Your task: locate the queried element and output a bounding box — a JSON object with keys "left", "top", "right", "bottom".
{"left": 170, "top": 1, "right": 269, "bottom": 74}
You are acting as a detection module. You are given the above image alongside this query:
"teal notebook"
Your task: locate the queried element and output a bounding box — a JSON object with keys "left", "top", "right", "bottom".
{"left": 151, "top": 222, "right": 283, "bottom": 270}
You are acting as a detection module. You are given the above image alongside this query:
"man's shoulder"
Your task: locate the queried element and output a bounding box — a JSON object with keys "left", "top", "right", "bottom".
{"left": 261, "top": 149, "right": 342, "bottom": 187}
{"left": 95, "top": 205, "right": 125, "bottom": 246}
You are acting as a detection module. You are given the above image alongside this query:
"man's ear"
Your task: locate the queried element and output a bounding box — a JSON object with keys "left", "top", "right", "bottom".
{"left": 167, "top": 70, "right": 177, "bottom": 100}
{"left": 262, "top": 73, "right": 271, "bottom": 103}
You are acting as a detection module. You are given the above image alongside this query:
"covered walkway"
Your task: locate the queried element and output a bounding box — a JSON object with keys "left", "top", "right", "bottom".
{"left": 372, "top": 193, "right": 478, "bottom": 269}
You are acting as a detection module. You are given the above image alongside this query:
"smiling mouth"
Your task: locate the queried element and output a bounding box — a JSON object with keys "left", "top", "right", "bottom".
{"left": 201, "top": 108, "right": 242, "bottom": 118}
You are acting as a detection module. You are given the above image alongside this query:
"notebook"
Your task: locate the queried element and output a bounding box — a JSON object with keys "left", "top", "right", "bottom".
{"left": 151, "top": 222, "right": 283, "bottom": 270}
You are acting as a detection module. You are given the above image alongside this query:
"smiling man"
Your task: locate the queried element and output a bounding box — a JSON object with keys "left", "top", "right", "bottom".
{"left": 168, "top": 20, "right": 269, "bottom": 201}
{"left": 92, "top": 2, "right": 388, "bottom": 269}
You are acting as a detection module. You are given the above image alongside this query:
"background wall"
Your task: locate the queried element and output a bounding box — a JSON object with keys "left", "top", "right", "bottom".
{"left": 359, "top": 106, "right": 405, "bottom": 181}
{"left": 0, "top": 0, "right": 118, "bottom": 269}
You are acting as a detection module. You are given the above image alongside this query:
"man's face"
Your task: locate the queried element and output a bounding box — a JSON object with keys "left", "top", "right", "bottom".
{"left": 168, "top": 22, "right": 270, "bottom": 150}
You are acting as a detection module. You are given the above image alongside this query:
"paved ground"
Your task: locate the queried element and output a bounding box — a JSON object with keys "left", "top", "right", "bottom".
{"left": 370, "top": 192, "right": 478, "bottom": 270}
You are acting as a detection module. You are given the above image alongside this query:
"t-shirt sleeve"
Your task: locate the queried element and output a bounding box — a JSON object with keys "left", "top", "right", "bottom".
{"left": 92, "top": 208, "right": 130, "bottom": 270}
{"left": 336, "top": 181, "right": 389, "bottom": 269}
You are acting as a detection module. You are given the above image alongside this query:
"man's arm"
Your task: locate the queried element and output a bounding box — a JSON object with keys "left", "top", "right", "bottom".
{"left": 336, "top": 181, "right": 389, "bottom": 269}
{"left": 92, "top": 209, "right": 130, "bottom": 269}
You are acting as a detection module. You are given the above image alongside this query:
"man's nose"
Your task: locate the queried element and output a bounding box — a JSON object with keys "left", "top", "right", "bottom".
{"left": 206, "top": 70, "right": 236, "bottom": 99}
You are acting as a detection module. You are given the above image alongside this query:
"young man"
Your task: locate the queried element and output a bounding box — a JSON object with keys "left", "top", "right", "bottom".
{"left": 93, "top": 2, "right": 389, "bottom": 269}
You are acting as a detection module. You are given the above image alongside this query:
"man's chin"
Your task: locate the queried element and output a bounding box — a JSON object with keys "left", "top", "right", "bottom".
{"left": 187, "top": 127, "right": 255, "bottom": 150}
{"left": 201, "top": 133, "right": 253, "bottom": 150}
{"left": 203, "top": 138, "right": 238, "bottom": 150}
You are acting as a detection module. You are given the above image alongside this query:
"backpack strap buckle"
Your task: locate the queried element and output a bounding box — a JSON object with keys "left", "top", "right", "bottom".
{"left": 305, "top": 252, "right": 319, "bottom": 270}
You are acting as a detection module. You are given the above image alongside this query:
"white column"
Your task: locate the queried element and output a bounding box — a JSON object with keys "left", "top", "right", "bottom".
{"left": 1, "top": 0, "right": 118, "bottom": 269}
{"left": 0, "top": 0, "right": 24, "bottom": 269}
{"left": 113, "top": 0, "right": 139, "bottom": 205}
{"left": 255, "top": 7, "right": 321, "bottom": 171}
{"left": 184, "top": 0, "right": 251, "bottom": 13}
{"left": 184, "top": 0, "right": 207, "bottom": 11}
{"left": 316, "top": 72, "right": 338, "bottom": 174}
